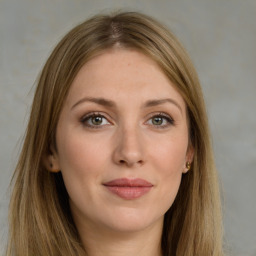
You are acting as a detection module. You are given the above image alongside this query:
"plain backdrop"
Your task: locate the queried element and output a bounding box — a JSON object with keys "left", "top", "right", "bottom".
{"left": 0, "top": 0, "right": 255, "bottom": 255}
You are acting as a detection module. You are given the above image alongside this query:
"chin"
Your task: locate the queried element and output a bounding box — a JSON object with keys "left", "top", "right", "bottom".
{"left": 97, "top": 207, "right": 164, "bottom": 234}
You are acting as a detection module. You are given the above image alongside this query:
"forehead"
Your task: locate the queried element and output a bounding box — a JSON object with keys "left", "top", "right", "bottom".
{"left": 65, "top": 48, "right": 185, "bottom": 109}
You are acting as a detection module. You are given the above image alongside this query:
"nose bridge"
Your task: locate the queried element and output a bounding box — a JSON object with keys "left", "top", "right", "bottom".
{"left": 113, "top": 121, "right": 144, "bottom": 167}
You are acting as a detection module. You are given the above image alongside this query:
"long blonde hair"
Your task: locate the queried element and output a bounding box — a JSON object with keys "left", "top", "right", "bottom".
{"left": 7, "top": 11, "right": 224, "bottom": 255}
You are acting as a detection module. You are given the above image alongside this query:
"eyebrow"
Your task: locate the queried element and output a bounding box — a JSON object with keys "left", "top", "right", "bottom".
{"left": 71, "top": 97, "right": 116, "bottom": 109}
{"left": 71, "top": 97, "right": 182, "bottom": 113}
{"left": 143, "top": 98, "right": 182, "bottom": 112}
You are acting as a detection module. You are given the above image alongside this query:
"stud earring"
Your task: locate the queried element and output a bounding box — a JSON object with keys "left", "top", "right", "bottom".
{"left": 49, "top": 163, "right": 59, "bottom": 172}
{"left": 51, "top": 169, "right": 60, "bottom": 172}
{"left": 186, "top": 161, "right": 191, "bottom": 170}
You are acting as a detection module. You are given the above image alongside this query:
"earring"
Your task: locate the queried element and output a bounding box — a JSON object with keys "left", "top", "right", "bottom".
{"left": 186, "top": 161, "right": 191, "bottom": 170}
{"left": 51, "top": 169, "right": 60, "bottom": 172}
{"left": 49, "top": 163, "right": 59, "bottom": 172}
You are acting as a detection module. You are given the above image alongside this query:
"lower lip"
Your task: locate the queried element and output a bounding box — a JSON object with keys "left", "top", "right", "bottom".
{"left": 105, "top": 186, "right": 152, "bottom": 200}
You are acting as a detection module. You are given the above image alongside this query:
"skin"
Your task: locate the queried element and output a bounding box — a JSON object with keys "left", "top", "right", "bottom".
{"left": 48, "top": 48, "right": 193, "bottom": 256}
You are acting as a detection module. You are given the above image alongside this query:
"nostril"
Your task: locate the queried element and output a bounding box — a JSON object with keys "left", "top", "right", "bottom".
{"left": 118, "top": 159, "right": 144, "bottom": 167}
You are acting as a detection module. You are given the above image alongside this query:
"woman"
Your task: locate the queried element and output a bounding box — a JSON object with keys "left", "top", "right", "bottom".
{"left": 7, "top": 11, "right": 224, "bottom": 256}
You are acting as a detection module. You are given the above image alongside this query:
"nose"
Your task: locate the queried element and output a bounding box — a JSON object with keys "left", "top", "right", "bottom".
{"left": 112, "top": 126, "right": 145, "bottom": 168}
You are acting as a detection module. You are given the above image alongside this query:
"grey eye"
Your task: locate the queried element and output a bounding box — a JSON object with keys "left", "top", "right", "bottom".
{"left": 81, "top": 114, "right": 110, "bottom": 128}
{"left": 146, "top": 113, "right": 174, "bottom": 128}
{"left": 152, "top": 117, "right": 164, "bottom": 125}
{"left": 91, "top": 116, "right": 104, "bottom": 125}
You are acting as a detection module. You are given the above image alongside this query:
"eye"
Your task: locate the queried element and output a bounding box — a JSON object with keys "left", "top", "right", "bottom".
{"left": 81, "top": 113, "right": 111, "bottom": 128}
{"left": 146, "top": 113, "right": 174, "bottom": 128}
{"left": 151, "top": 116, "right": 164, "bottom": 125}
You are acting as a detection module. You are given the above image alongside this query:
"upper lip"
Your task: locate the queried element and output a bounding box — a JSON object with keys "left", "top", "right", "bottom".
{"left": 103, "top": 178, "right": 153, "bottom": 187}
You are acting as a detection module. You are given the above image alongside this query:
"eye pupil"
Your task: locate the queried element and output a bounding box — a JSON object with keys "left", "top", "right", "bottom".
{"left": 152, "top": 117, "right": 163, "bottom": 125}
{"left": 92, "top": 116, "right": 103, "bottom": 125}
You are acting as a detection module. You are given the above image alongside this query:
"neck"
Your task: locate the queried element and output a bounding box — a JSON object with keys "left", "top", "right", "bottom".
{"left": 77, "top": 219, "right": 163, "bottom": 256}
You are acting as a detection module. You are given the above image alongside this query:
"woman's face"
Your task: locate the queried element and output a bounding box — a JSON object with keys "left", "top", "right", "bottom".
{"left": 50, "top": 48, "right": 193, "bottom": 234}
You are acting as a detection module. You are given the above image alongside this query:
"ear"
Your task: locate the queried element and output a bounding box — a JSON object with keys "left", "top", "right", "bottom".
{"left": 43, "top": 145, "right": 61, "bottom": 173}
{"left": 183, "top": 144, "right": 194, "bottom": 174}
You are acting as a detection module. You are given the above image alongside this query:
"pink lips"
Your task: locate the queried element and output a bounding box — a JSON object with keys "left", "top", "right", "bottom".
{"left": 103, "top": 178, "right": 153, "bottom": 200}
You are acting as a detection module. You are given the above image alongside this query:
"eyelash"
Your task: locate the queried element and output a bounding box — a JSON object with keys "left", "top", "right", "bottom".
{"left": 80, "top": 112, "right": 110, "bottom": 129}
{"left": 80, "top": 112, "right": 174, "bottom": 129}
{"left": 146, "top": 112, "right": 174, "bottom": 128}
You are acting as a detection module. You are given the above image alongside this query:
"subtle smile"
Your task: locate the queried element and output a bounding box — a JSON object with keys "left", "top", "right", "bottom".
{"left": 103, "top": 178, "right": 153, "bottom": 200}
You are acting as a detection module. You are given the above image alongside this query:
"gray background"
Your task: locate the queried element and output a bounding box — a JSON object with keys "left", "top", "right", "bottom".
{"left": 0, "top": 0, "right": 255, "bottom": 255}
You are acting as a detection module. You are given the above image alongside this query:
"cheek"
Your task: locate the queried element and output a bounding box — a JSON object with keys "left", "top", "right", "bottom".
{"left": 149, "top": 135, "right": 187, "bottom": 207}
{"left": 55, "top": 129, "right": 110, "bottom": 200}
{"left": 150, "top": 134, "right": 188, "bottom": 174}
{"left": 55, "top": 131, "right": 112, "bottom": 216}
{"left": 57, "top": 129, "right": 108, "bottom": 173}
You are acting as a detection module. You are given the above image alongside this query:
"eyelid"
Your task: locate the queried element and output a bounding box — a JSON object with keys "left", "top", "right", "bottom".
{"left": 145, "top": 112, "right": 174, "bottom": 128}
{"left": 80, "top": 111, "right": 112, "bottom": 128}
{"left": 80, "top": 111, "right": 174, "bottom": 129}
